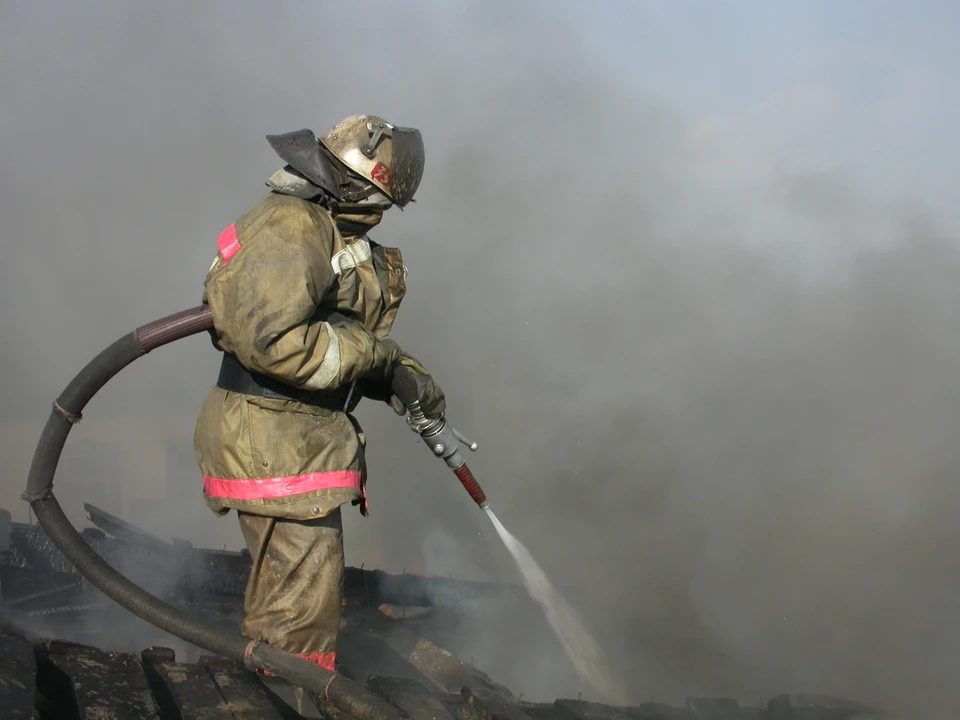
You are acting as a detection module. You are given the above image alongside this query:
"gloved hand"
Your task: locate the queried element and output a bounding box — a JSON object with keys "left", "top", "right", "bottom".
{"left": 373, "top": 337, "right": 402, "bottom": 369}
{"left": 388, "top": 352, "right": 446, "bottom": 419}
{"left": 321, "top": 310, "right": 401, "bottom": 372}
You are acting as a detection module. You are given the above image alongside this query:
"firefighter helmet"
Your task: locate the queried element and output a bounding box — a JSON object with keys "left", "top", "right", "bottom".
{"left": 319, "top": 114, "right": 425, "bottom": 208}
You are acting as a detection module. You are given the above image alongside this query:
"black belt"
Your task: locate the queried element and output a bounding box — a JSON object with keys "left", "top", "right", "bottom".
{"left": 216, "top": 352, "right": 360, "bottom": 412}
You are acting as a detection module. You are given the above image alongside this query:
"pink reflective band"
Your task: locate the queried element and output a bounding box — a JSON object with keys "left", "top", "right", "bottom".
{"left": 202, "top": 470, "right": 362, "bottom": 500}
{"left": 218, "top": 223, "right": 241, "bottom": 264}
{"left": 297, "top": 651, "right": 336, "bottom": 672}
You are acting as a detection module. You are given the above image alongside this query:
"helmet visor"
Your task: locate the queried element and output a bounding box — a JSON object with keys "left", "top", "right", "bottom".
{"left": 388, "top": 126, "right": 425, "bottom": 207}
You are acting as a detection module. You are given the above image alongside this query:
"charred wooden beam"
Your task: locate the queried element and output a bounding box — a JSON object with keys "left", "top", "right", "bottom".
{"left": 367, "top": 676, "right": 457, "bottom": 720}
{"left": 343, "top": 608, "right": 514, "bottom": 699}
{"left": 141, "top": 646, "right": 238, "bottom": 720}
{"left": 198, "top": 656, "right": 290, "bottom": 720}
{"left": 338, "top": 625, "right": 440, "bottom": 689}
{"left": 460, "top": 687, "right": 534, "bottom": 720}
{"left": 84, "top": 503, "right": 170, "bottom": 548}
{"left": 43, "top": 638, "right": 161, "bottom": 719}
{"left": 343, "top": 568, "right": 527, "bottom": 611}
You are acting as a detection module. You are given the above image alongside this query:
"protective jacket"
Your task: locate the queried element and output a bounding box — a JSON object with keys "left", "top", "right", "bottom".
{"left": 193, "top": 187, "right": 407, "bottom": 521}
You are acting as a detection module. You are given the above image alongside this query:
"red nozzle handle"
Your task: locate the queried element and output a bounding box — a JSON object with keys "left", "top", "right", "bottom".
{"left": 453, "top": 463, "right": 488, "bottom": 507}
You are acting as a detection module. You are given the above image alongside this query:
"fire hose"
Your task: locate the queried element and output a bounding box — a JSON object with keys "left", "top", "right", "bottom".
{"left": 21, "top": 304, "right": 489, "bottom": 720}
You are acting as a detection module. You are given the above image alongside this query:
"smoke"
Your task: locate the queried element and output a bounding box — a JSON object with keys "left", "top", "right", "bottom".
{"left": 2, "top": 0, "right": 959, "bottom": 716}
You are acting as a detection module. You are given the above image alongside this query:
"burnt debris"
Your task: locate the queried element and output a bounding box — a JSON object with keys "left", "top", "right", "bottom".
{"left": 0, "top": 506, "right": 886, "bottom": 720}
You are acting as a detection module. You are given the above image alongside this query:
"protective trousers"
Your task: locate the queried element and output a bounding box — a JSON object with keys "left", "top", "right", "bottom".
{"left": 237, "top": 508, "right": 344, "bottom": 671}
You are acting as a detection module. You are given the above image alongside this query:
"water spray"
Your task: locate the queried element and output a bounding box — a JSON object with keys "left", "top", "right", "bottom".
{"left": 391, "top": 365, "right": 621, "bottom": 702}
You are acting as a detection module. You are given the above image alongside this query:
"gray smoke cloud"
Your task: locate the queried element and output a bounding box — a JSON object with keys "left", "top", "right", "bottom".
{"left": 2, "top": 1, "right": 959, "bottom": 717}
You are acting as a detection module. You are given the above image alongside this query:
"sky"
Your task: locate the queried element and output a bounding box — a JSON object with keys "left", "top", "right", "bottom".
{"left": 591, "top": 1, "right": 960, "bottom": 216}
{"left": 2, "top": 1, "right": 960, "bottom": 716}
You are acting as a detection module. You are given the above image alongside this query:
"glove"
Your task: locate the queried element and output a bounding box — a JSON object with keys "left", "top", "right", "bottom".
{"left": 322, "top": 310, "right": 401, "bottom": 373}
{"left": 372, "top": 337, "right": 402, "bottom": 369}
{"left": 388, "top": 352, "right": 446, "bottom": 419}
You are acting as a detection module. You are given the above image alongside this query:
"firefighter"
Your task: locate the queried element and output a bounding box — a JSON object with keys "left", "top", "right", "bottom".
{"left": 193, "top": 115, "right": 445, "bottom": 672}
